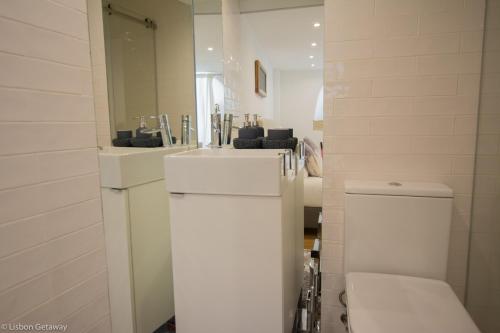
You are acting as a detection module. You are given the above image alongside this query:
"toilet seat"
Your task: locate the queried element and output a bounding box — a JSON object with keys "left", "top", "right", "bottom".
{"left": 346, "top": 272, "right": 480, "bottom": 333}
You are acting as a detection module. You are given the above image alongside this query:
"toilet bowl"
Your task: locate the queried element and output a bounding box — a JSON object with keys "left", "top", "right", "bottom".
{"left": 343, "top": 181, "right": 480, "bottom": 333}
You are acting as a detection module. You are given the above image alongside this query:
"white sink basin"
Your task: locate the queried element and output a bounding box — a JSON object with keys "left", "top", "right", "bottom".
{"left": 99, "top": 145, "right": 194, "bottom": 189}
{"left": 164, "top": 148, "right": 291, "bottom": 196}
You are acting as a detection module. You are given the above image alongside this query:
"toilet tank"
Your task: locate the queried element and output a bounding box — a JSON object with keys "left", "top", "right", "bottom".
{"left": 344, "top": 180, "right": 453, "bottom": 281}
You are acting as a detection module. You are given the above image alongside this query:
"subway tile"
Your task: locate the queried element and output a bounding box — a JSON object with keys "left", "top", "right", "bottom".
{"left": 17, "top": 272, "right": 108, "bottom": 325}
{"left": 51, "top": 0, "right": 88, "bottom": 13}
{"left": 325, "top": 40, "right": 374, "bottom": 60}
{"left": 0, "top": 17, "right": 90, "bottom": 68}
{"left": 420, "top": 7, "right": 485, "bottom": 35}
{"left": 327, "top": 14, "right": 375, "bottom": 41}
{"left": 0, "top": 249, "right": 105, "bottom": 322}
{"left": 60, "top": 294, "right": 110, "bottom": 333}
{"left": 0, "top": 123, "right": 97, "bottom": 156}
{"left": 0, "top": 88, "right": 95, "bottom": 122}
{"left": 49, "top": 248, "right": 107, "bottom": 295}
{"left": 329, "top": 154, "right": 453, "bottom": 174}
{"left": 373, "top": 14, "right": 418, "bottom": 37}
{"left": 331, "top": 57, "right": 417, "bottom": 80}
{"left": 324, "top": 79, "right": 372, "bottom": 98}
{"left": 374, "top": 34, "right": 460, "bottom": 57}
{"left": 419, "top": 0, "right": 465, "bottom": 14}
{"left": 329, "top": 118, "right": 371, "bottom": 135}
{"left": 417, "top": 54, "right": 482, "bottom": 75}
{"left": 417, "top": 76, "right": 459, "bottom": 96}
{"left": 321, "top": 273, "right": 345, "bottom": 292}
{"left": 0, "top": 0, "right": 89, "bottom": 40}
{"left": 0, "top": 199, "right": 102, "bottom": 258}
{"left": 372, "top": 76, "right": 458, "bottom": 97}
{"left": 370, "top": 116, "right": 455, "bottom": 135}
{"left": 86, "top": 315, "right": 112, "bottom": 333}
{"left": 374, "top": 0, "right": 419, "bottom": 15}
{"left": 0, "top": 149, "right": 98, "bottom": 190}
{"left": 0, "top": 174, "right": 100, "bottom": 225}
{"left": 372, "top": 77, "right": 417, "bottom": 97}
{"left": 0, "top": 224, "right": 104, "bottom": 293}
{"left": 333, "top": 97, "right": 413, "bottom": 116}
{"left": 0, "top": 274, "right": 51, "bottom": 321}
{"left": 414, "top": 96, "right": 477, "bottom": 115}
{"left": 411, "top": 136, "right": 474, "bottom": 154}
{"left": 0, "top": 53, "right": 92, "bottom": 95}
{"left": 327, "top": 135, "right": 412, "bottom": 154}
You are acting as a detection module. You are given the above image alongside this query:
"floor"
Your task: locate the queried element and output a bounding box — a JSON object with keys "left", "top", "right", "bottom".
{"left": 304, "top": 228, "right": 317, "bottom": 250}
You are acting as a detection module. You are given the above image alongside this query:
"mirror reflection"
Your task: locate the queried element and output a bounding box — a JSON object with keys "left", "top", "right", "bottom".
{"left": 101, "top": 0, "right": 197, "bottom": 147}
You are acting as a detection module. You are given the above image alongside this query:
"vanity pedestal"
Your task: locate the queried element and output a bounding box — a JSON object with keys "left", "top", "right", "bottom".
{"left": 99, "top": 146, "right": 192, "bottom": 333}
{"left": 164, "top": 149, "right": 304, "bottom": 333}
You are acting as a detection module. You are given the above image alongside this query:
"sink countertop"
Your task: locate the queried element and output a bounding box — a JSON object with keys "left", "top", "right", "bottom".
{"left": 99, "top": 145, "right": 196, "bottom": 189}
{"left": 164, "top": 148, "right": 295, "bottom": 196}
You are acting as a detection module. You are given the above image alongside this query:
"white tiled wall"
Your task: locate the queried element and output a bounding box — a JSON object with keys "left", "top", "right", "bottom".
{"left": 321, "top": 1, "right": 486, "bottom": 332}
{"left": 0, "top": 1, "right": 111, "bottom": 332}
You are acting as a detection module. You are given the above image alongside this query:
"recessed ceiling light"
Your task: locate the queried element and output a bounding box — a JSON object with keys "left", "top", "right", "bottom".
{"left": 311, "top": 64, "right": 316, "bottom": 68}
{"left": 207, "top": 47, "right": 214, "bottom": 51}
{"left": 309, "top": 55, "right": 314, "bottom": 59}
{"left": 311, "top": 42, "right": 317, "bottom": 47}
{"left": 313, "top": 22, "right": 321, "bottom": 28}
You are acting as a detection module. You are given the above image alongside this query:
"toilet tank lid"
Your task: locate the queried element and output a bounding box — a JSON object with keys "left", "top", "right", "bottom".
{"left": 345, "top": 180, "right": 453, "bottom": 198}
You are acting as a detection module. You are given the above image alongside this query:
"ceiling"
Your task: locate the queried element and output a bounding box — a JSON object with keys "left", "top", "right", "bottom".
{"left": 242, "top": 6, "right": 323, "bottom": 70}
{"left": 194, "top": 5, "right": 324, "bottom": 73}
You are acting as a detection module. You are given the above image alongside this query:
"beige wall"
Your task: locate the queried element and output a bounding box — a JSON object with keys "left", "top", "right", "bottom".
{"left": 466, "top": 1, "right": 500, "bottom": 332}
{"left": 321, "top": 0, "right": 486, "bottom": 332}
{"left": 0, "top": 0, "right": 111, "bottom": 332}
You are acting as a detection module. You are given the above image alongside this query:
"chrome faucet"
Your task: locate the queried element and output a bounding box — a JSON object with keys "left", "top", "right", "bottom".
{"left": 143, "top": 114, "right": 174, "bottom": 147}
{"left": 181, "top": 114, "right": 194, "bottom": 145}
{"left": 210, "top": 104, "right": 222, "bottom": 147}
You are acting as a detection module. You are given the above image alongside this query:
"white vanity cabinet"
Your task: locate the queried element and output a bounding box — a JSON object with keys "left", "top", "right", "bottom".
{"left": 164, "top": 149, "right": 304, "bottom": 333}
{"left": 99, "top": 146, "right": 192, "bottom": 333}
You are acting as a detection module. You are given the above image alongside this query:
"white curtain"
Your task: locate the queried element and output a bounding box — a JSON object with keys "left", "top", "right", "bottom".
{"left": 196, "top": 74, "right": 224, "bottom": 146}
{"left": 314, "top": 86, "right": 323, "bottom": 121}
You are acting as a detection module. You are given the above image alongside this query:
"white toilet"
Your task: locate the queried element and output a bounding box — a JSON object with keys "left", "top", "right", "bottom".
{"left": 343, "top": 180, "right": 480, "bottom": 333}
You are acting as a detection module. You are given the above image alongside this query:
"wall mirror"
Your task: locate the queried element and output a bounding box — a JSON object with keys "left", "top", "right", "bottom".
{"left": 90, "top": 0, "right": 198, "bottom": 147}
{"left": 194, "top": 0, "right": 324, "bottom": 147}
{"left": 193, "top": 0, "right": 224, "bottom": 146}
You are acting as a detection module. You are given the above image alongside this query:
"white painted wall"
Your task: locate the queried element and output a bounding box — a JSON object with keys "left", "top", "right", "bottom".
{"left": 0, "top": 0, "right": 111, "bottom": 331}
{"left": 277, "top": 70, "right": 323, "bottom": 143}
{"left": 239, "top": 15, "right": 275, "bottom": 120}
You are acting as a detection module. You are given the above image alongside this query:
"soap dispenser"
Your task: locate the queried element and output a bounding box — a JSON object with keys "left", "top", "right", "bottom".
{"left": 134, "top": 115, "right": 151, "bottom": 138}
{"left": 252, "top": 114, "right": 265, "bottom": 137}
